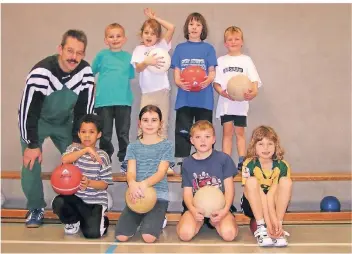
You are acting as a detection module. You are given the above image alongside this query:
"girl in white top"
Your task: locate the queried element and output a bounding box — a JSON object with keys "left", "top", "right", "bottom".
{"left": 131, "top": 8, "right": 175, "bottom": 140}
{"left": 213, "top": 26, "right": 262, "bottom": 170}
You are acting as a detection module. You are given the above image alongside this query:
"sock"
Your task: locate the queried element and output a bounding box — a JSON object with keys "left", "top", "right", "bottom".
{"left": 256, "top": 219, "right": 265, "bottom": 228}
{"left": 239, "top": 156, "right": 245, "bottom": 163}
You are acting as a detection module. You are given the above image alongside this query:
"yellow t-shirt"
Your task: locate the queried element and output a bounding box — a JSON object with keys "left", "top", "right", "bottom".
{"left": 242, "top": 158, "right": 291, "bottom": 192}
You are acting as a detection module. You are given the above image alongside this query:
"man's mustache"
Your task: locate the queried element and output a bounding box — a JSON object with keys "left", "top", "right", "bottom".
{"left": 67, "top": 59, "right": 78, "bottom": 64}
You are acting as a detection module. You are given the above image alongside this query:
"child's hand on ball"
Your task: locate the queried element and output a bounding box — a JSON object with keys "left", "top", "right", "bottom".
{"left": 80, "top": 176, "right": 90, "bottom": 190}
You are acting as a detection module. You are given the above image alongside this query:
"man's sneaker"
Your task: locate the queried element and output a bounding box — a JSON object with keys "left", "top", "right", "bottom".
{"left": 120, "top": 160, "right": 128, "bottom": 174}
{"left": 162, "top": 216, "right": 167, "bottom": 229}
{"left": 25, "top": 208, "right": 44, "bottom": 228}
{"left": 273, "top": 231, "right": 290, "bottom": 247}
{"left": 64, "top": 221, "right": 80, "bottom": 235}
{"left": 254, "top": 226, "right": 274, "bottom": 247}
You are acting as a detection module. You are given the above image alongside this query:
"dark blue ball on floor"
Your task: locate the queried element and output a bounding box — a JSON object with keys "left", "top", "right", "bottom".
{"left": 320, "top": 196, "right": 341, "bottom": 212}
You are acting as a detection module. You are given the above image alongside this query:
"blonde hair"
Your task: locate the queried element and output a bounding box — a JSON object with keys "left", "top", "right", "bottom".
{"left": 246, "top": 125, "right": 285, "bottom": 161}
{"left": 190, "top": 120, "right": 215, "bottom": 137}
{"left": 140, "top": 19, "right": 162, "bottom": 41}
{"left": 224, "top": 26, "right": 243, "bottom": 42}
{"left": 105, "top": 23, "right": 125, "bottom": 37}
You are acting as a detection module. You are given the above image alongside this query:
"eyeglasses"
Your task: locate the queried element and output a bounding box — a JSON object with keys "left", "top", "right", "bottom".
{"left": 64, "top": 47, "right": 85, "bottom": 58}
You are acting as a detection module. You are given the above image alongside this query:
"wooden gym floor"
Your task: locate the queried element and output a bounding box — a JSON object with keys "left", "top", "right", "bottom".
{"left": 1, "top": 222, "right": 351, "bottom": 253}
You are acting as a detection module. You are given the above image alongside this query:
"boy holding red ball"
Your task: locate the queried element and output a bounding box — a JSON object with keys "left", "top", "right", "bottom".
{"left": 52, "top": 114, "right": 113, "bottom": 238}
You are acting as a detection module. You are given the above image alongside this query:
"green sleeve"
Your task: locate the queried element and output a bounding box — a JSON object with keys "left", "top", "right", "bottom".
{"left": 92, "top": 51, "right": 103, "bottom": 75}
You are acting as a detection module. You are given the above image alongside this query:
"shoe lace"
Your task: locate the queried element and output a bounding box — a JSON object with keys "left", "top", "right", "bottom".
{"left": 65, "top": 224, "right": 75, "bottom": 229}
{"left": 65, "top": 222, "right": 79, "bottom": 229}
{"left": 26, "top": 209, "right": 44, "bottom": 221}
{"left": 34, "top": 209, "right": 44, "bottom": 220}
{"left": 254, "top": 226, "right": 269, "bottom": 238}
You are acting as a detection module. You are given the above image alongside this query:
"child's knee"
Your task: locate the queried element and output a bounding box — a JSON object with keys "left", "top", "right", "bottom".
{"left": 82, "top": 228, "right": 101, "bottom": 239}
{"left": 221, "top": 226, "right": 238, "bottom": 242}
{"left": 245, "top": 177, "right": 259, "bottom": 189}
{"left": 177, "top": 224, "right": 196, "bottom": 242}
{"left": 234, "top": 127, "right": 245, "bottom": 138}
{"left": 52, "top": 196, "right": 65, "bottom": 211}
{"left": 279, "top": 177, "right": 293, "bottom": 188}
{"left": 223, "top": 124, "right": 234, "bottom": 137}
{"left": 142, "top": 234, "right": 157, "bottom": 243}
{"left": 116, "top": 235, "right": 129, "bottom": 242}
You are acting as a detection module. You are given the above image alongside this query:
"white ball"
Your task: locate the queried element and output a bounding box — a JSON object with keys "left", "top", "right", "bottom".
{"left": 193, "top": 186, "right": 225, "bottom": 218}
{"left": 146, "top": 48, "right": 171, "bottom": 74}
{"left": 107, "top": 192, "right": 113, "bottom": 210}
{"left": 227, "top": 74, "right": 252, "bottom": 101}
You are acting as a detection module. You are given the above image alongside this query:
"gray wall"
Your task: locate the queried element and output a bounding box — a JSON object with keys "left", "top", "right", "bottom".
{"left": 1, "top": 4, "right": 351, "bottom": 211}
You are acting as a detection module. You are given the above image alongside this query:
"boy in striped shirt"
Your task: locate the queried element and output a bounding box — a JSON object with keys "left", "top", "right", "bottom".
{"left": 52, "top": 114, "right": 113, "bottom": 238}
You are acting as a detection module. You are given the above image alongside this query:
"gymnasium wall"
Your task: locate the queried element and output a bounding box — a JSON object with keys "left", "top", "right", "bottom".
{"left": 1, "top": 4, "right": 351, "bottom": 211}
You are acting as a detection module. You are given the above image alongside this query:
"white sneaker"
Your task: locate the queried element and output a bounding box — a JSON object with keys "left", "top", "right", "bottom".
{"left": 162, "top": 216, "right": 167, "bottom": 229}
{"left": 254, "top": 226, "right": 274, "bottom": 247}
{"left": 64, "top": 221, "right": 80, "bottom": 235}
{"left": 273, "top": 231, "right": 290, "bottom": 247}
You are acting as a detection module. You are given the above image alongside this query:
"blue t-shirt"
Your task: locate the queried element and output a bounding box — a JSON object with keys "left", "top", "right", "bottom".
{"left": 92, "top": 49, "right": 135, "bottom": 107}
{"left": 171, "top": 41, "right": 218, "bottom": 111}
{"left": 125, "top": 139, "right": 174, "bottom": 201}
{"left": 181, "top": 150, "right": 238, "bottom": 194}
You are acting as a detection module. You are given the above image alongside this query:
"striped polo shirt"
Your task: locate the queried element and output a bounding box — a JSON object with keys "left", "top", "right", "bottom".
{"left": 64, "top": 144, "right": 113, "bottom": 207}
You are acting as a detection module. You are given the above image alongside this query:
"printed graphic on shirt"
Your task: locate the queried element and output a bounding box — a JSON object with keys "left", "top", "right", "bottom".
{"left": 223, "top": 66, "right": 243, "bottom": 74}
{"left": 191, "top": 171, "right": 222, "bottom": 194}
{"left": 242, "top": 166, "right": 250, "bottom": 179}
{"left": 181, "top": 59, "right": 206, "bottom": 70}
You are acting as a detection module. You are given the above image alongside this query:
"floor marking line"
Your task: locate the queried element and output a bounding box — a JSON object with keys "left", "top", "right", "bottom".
{"left": 2, "top": 240, "right": 351, "bottom": 247}
{"left": 105, "top": 240, "right": 118, "bottom": 253}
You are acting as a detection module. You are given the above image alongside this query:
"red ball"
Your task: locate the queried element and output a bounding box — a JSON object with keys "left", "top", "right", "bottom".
{"left": 249, "top": 218, "right": 257, "bottom": 235}
{"left": 51, "top": 164, "right": 82, "bottom": 195}
{"left": 181, "top": 66, "right": 206, "bottom": 92}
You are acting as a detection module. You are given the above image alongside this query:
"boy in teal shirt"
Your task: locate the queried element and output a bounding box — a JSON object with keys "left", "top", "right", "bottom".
{"left": 92, "top": 23, "right": 135, "bottom": 172}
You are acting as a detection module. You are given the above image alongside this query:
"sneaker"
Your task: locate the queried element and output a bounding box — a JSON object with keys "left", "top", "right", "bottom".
{"left": 64, "top": 221, "right": 80, "bottom": 235}
{"left": 120, "top": 160, "right": 128, "bottom": 174}
{"left": 25, "top": 208, "right": 44, "bottom": 228}
{"left": 237, "top": 161, "right": 243, "bottom": 171}
{"left": 169, "top": 161, "right": 175, "bottom": 170}
{"left": 162, "top": 216, "right": 167, "bottom": 229}
{"left": 167, "top": 162, "right": 175, "bottom": 175}
{"left": 273, "top": 231, "right": 290, "bottom": 247}
{"left": 254, "top": 226, "right": 274, "bottom": 247}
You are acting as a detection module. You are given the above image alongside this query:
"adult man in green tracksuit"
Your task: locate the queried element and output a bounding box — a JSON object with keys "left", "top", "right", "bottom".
{"left": 18, "top": 29, "right": 95, "bottom": 227}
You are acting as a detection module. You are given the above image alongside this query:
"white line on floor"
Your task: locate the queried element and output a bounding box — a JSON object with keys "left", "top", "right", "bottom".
{"left": 1, "top": 240, "right": 351, "bottom": 247}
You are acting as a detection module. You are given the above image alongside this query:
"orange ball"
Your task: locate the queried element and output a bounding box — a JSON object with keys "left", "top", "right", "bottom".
{"left": 181, "top": 65, "right": 206, "bottom": 92}
{"left": 51, "top": 164, "right": 82, "bottom": 195}
{"left": 249, "top": 218, "right": 257, "bottom": 235}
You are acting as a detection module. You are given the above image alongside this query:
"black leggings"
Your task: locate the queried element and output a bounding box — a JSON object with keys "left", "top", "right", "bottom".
{"left": 52, "top": 195, "right": 109, "bottom": 239}
{"left": 175, "top": 106, "right": 212, "bottom": 157}
{"left": 95, "top": 105, "right": 131, "bottom": 162}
